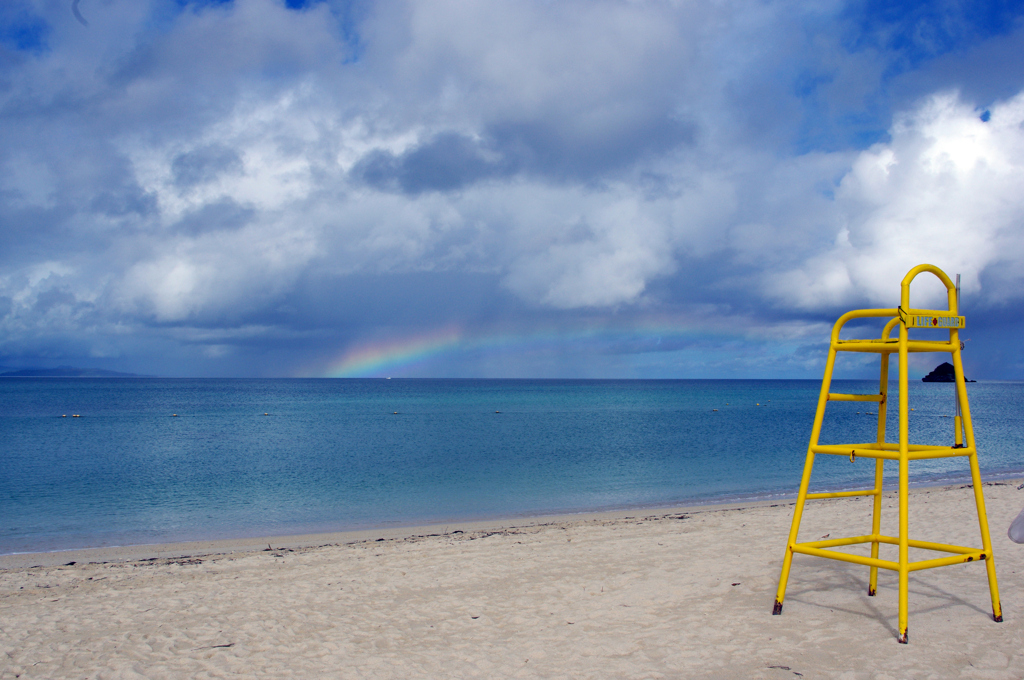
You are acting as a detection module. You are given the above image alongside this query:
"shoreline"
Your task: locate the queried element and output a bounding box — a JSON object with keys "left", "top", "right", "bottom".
{"left": 5, "top": 470, "right": 1022, "bottom": 569}
{"left": 4, "top": 476, "right": 1021, "bottom": 571}
{"left": 0, "top": 497, "right": 782, "bottom": 570}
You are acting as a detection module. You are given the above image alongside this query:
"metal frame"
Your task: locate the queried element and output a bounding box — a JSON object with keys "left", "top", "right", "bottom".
{"left": 772, "top": 264, "right": 1002, "bottom": 644}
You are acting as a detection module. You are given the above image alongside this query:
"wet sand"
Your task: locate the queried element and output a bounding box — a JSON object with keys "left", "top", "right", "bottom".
{"left": 2, "top": 481, "right": 1024, "bottom": 678}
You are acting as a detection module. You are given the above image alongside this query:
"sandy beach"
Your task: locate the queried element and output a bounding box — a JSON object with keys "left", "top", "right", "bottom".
{"left": 3, "top": 481, "right": 1024, "bottom": 679}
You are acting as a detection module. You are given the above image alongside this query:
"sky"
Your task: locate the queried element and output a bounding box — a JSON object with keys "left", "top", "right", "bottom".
{"left": 2, "top": 0, "right": 1024, "bottom": 379}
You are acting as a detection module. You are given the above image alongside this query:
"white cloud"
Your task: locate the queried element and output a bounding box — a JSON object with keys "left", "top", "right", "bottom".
{"left": 775, "top": 90, "right": 1024, "bottom": 310}
{"left": 116, "top": 219, "right": 319, "bottom": 322}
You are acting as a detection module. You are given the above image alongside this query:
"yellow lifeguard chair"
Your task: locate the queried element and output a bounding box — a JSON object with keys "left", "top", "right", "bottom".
{"left": 772, "top": 264, "right": 1001, "bottom": 643}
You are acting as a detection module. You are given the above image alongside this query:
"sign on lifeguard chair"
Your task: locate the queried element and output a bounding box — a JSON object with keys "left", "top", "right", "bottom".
{"left": 772, "top": 264, "right": 1001, "bottom": 644}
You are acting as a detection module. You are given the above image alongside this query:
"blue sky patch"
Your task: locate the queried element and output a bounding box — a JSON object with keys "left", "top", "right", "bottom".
{"left": 844, "top": 0, "right": 1024, "bottom": 68}
{"left": 0, "top": 3, "right": 50, "bottom": 53}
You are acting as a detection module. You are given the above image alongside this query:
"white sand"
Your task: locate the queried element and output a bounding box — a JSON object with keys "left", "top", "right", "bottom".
{"left": 3, "top": 481, "right": 1024, "bottom": 679}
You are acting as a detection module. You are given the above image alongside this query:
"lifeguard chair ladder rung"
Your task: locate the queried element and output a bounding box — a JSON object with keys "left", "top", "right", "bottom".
{"left": 805, "top": 489, "right": 878, "bottom": 500}
{"left": 827, "top": 393, "right": 884, "bottom": 402}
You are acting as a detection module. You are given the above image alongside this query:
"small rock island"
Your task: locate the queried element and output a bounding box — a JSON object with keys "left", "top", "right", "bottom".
{"left": 921, "top": 362, "right": 975, "bottom": 382}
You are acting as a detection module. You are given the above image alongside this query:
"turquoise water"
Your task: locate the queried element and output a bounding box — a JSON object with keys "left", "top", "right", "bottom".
{"left": 1, "top": 379, "right": 1022, "bottom": 554}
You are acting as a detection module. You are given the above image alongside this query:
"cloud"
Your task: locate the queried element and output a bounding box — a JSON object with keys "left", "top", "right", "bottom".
{"left": 2, "top": 0, "right": 1024, "bottom": 376}
{"left": 171, "top": 144, "right": 244, "bottom": 189}
{"left": 353, "top": 132, "right": 504, "bottom": 194}
{"left": 775, "top": 89, "right": 1024, "bottom": 310}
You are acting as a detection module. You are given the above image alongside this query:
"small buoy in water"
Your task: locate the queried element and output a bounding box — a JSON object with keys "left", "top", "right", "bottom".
{"left": 264, "top": 413, "right": 269, "bottom": 416}
{"left": 72, "top": 414, "right": 80, "bottom": 417}
{"left": 62, "top": 414, "right": 66, "bottom": 418}
{"left": 495, "top": 411, "right": 501, "bottom": 413}
{"left": 756, "top": 403, "right": 760, "bottom": 406}
{"left": 172, "top": 414, "right": 178, "bottom": 417}
{"left": 393, "top": 411, "right": 398, "bottom": 414}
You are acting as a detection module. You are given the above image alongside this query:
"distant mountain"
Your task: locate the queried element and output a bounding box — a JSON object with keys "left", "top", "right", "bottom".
{"left": 0, "top": 366, "right": 148, "bottom": 378}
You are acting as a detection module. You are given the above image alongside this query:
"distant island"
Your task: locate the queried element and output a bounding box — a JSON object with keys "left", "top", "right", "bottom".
{"left": 921, "top": 362, "right": 975, "bottom": 383}
{"left": 0, "top": 366, "right": 147, "bottom": 378}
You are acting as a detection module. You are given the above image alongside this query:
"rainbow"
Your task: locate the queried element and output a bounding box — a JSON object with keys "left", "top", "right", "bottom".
{"left": 322, "top": 327, "right": 463, "bottom": 377}
{"left": 311, "top": 315, "right": 758, "bottom": 378}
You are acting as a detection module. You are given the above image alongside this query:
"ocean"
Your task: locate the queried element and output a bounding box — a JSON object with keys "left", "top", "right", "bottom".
{"left": 2, "top": 378, "right": 1023, "bottom": 555}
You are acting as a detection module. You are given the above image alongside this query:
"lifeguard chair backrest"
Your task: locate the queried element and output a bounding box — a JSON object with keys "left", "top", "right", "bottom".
{"left": 899, "top": 264, "right": 963, "bottom": 332}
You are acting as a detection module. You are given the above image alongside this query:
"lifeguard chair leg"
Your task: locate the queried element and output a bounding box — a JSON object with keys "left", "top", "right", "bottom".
{"left": 774, "top": 346, "right": 837, "bottom": 615}
{"left": 897, "top": 321, "right": 910, "bottom": 643}
{"left": 968, "top": 449, "right": 1002, "bottom": 621}
{"left": 897, "top": 452, "right": 910, "bottom": 643}
{"left": 868, "top": 457, "right": 884, "bottom": 596}
{"left": 954, "top": 346, "right": 1003, "bottom": 622}
{"left": 773, "top": 447, "right": 815, "bottom": 614}
{"left": 869, "top": 350, "right": 891, "bottom": 597}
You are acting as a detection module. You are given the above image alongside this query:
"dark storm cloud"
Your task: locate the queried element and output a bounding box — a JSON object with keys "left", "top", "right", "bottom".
{"left": 170, "top": 199, "right": 255, "bottom": 236}
{"left": 172, "top": 145, "right": 245, "bottom": 189}
{"left": 353, "top": 111, "right": 695, "bottom": 194}
{"left": 487, "top": 114, "right": 696, "bottom": 182}
{"left": 90, "top": 185, "right": 158, "bottom": 217}
{"left": 268, "top": 270, "right": 517, "bottom": 338}
{"left": 353, "top": 132, "right": 504, "bottom": 194}
{"left": 31, "top": 287, "right": 77, "bottom": 313}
